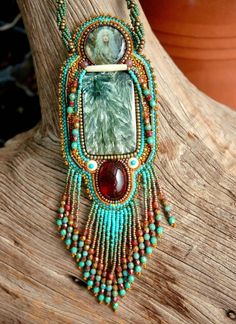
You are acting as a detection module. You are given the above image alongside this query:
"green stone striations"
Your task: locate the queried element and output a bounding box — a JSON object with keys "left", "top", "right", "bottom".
{"left": 82, "top": 71, "right": 137, "bottom": 155}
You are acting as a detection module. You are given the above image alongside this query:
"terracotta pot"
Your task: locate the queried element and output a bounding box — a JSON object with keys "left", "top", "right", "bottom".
{"left": 140, "top": 0, "right": 236, "bottom": 109}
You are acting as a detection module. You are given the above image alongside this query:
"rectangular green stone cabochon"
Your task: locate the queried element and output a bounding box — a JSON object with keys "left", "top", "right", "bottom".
{"left": 82, "top": 71, "right": 137, "bottom": 155}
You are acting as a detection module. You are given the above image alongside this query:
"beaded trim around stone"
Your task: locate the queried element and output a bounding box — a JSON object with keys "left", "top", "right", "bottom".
{"left": 55, "top": 1, "right": 175, "bottom": 313}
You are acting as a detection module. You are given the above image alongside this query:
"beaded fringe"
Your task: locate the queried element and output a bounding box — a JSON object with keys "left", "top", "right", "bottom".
{"left": 56, "top": 165, "right": 176, "bottom": 311}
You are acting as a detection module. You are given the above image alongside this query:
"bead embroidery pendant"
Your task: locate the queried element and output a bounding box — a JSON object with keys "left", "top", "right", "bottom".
{"left": 56, "top": 5, "right": 176, "bottom": 312}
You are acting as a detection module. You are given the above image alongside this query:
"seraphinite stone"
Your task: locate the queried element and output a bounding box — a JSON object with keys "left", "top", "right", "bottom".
{"left": 82, "top": 71, "right": 137, "bottom": 156}
{"left": 84, "top": 26, "right": 126, "bottom": 64}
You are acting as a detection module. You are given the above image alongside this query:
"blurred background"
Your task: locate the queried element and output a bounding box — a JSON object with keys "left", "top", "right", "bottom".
{"left": 0, "top": 0, "right": 235, "bottom": 148}
{"left": 0, "top": 0, "right": 40, "bottom": 148}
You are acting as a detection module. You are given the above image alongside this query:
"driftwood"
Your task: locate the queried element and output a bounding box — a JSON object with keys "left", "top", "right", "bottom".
{"left": 0, "top": 0, "right": 236, "bottom": 323}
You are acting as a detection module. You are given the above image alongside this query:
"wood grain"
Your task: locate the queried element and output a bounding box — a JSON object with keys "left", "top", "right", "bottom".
{"left": 0, "top": 1, "right": 236, "bottom": 323}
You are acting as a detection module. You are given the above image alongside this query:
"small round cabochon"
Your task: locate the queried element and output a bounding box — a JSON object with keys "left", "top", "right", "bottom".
{"left": 84, "top": 26, "right": 127, "bottom": 65}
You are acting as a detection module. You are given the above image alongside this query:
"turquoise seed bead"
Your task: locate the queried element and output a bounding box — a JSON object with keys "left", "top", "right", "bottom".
{"left": 147, "top": 137, "right": 154, "bottom": 145}
{"left": 133, "top": 252, "right": 140, "bottom": 260}
{"left": 145, "top": 124, "right": 152, "bottom": 131}
{"left": 105, "top": 297, "right": 111, "bottom": 304}
{"left": 71, "top": 142, "right": 77, "bottom": 150}
{"left": 98, "top": 294, "right": 105, "bottom": 302}
{"left": 125, "top": 282, "right": 131, "bottom": 289}
{"left": 93, "top": 287, "right": 100, "bottom": 294}
{"left": 62, "top": 217, "right": 68, "bottom": 224}
{"left": 96, "top": 275, "right": 101, "bottom": 281}
{"left": 82, "top": 251, "right": 88, "bottom": 257}
{"left": 157, "top": 226, "right": 164, "bottom": 235}
{"left": 91, "top": 269, "right": 96, "bottom": 275}
{"left": 169, "top": 216, "right": 176, "bottom": 225}
{"left": 146, "top": 246, "right": 153, "bottom": 255}
{"left": 150, "top": 99, "right": 156, "bottom": 107}
{"left": 101, "top": 283, "right": 106, "bottom": 290}
{"left": 149, "top": 223, "right": 156, "bottom": 231}
{"left": 128, "top": 262, "right": 134, "bottom": 269}
{"left": 78, "top": 261, "right": 85, "bottom": 268}
{"left": 119, "top": 289, "right": 126, "bottom": 297}
{"left": 67, "top": 226, "right": 73, "bottom": 233}
{"left": 143, "top": 89, "right": 150, "bottom": 96}
{"left": 87, "top": 280, "right": 94, "bottom": 287}
{"left": 123, "top": 270, "right": 128, "bottom": 277}
{"left": 67, "top": 106, "right": 73, "bottom": 114}
{"left": 65, "top": 238, "right": 71, "bottom": 246}
{"left": 144, "top": 233, "right": 150, "bottom": 240}
{"left": 60, "top": 229, "right": 67, "bottom": 237}
{"left": 86, "top": 260, "right": 92, "bottom": 267}
{"left": 72, "top": 129, "right": 79, "bottom": 136}
{"left": 56, "top": 219, "right": 62, "bottom": 226}
{"left": 84, "top": 272, "right": 90, "bottom": 279}
{"left": 78, "top": 241, "right": 84, "bottom": 247}
{"left": 156, "top": 214, "right": 163, "bottom": 221}
{"left": 106, "top": 285, "right": 113, "bottom": 292}
{"left": 58, "top": 207, "right": 65, "bottom": 214}
{"left": 128, "top": 275, "right": 135, "bottom": 283}
{"left": 117, "top": 278, "right": 123, "bottom": 284}
{"left": 135, "top": 265, "right": 142, "bottom": 273}
{"left": 139, "top": 242, "right": 145, "bottom": 249}
{"left": 71, "top": 247, "right": 78, "bottom": 254}
{"left": 76, "top": 253, "right": 82, "bottom": 260}
{"left": 151, "top": 236, "right": 157, "bottom": 245}
{"left": 140, "top": 256, "right": 147, "bottom": 264}
{"left": 165, "top": 205, "right": 172, "bottom": 213}
{"left": 69, "top": 93, "right": 76, "bottom": 100}
{"left": 112, "top": 303, "right": 119, "bottom": 311}
{"left": 112, "top": 291, "right": 118, "bottom": 297}
{"left": 72, "top": 234, "right": 79, "bottom": 241}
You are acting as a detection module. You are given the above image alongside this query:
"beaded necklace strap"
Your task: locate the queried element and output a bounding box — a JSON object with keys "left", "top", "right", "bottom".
{"left": 56, "top": 0, "right": 145, "bottom": 53}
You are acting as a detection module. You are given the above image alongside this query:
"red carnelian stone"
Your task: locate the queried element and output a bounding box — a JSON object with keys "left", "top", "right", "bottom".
{"left": 98, "top": 161, "right": 128, "bottom": 201}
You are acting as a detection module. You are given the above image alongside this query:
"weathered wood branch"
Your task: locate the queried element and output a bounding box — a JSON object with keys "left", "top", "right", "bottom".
{"left": 0, "top": 0, "right": 236, "bottom": 323}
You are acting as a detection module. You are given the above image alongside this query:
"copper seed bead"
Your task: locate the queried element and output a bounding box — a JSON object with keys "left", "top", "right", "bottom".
{"left": 143, "top": 220, "right": 149, "bottom": 227}
{"left": 153, "top": 202, "right": 159, "bottom": 209}
{"left": 116, "top": 266, "right": 122, "bottom": 273}
{"left": 89, "top": 248, "right": 95, "bottom": 255}
{"left": 107, "top": 273, "right": 114, "bottom": 280}
{"left": 136, "top": 229, "right": 143, "bottom": 237}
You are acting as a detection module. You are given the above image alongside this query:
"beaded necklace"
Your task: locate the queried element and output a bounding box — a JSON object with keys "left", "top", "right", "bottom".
{"left": 55, "top": 0, "right": 176, "bottom": 312}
